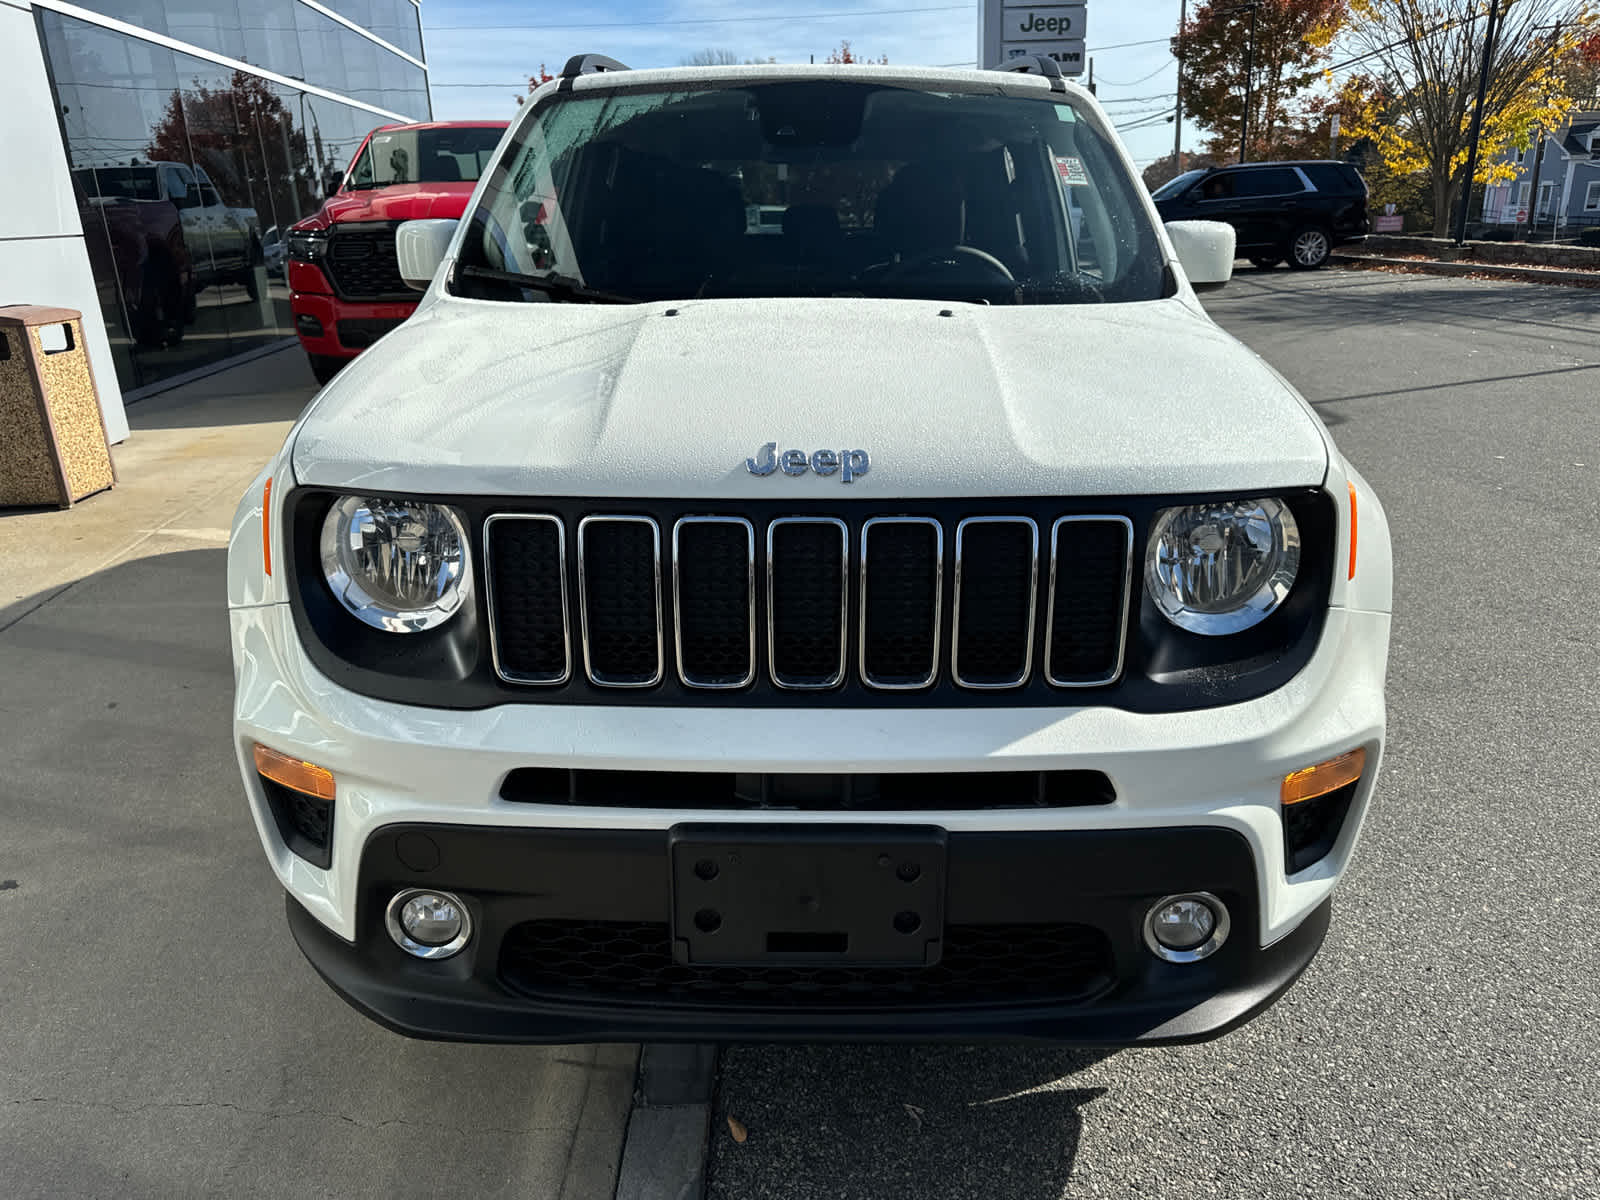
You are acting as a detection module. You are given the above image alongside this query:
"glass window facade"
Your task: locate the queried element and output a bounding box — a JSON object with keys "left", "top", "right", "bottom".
{"left": 37, "top": 4, "right": 429, "bottom": 393}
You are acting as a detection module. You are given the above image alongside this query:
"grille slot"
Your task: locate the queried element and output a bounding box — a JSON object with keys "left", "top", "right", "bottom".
{"left": 1046, "top": 517, "right": 1134, "bottom": 687}
{"left": 499, "top": 919, "right": 1115, "bottom": 1010}
{"left": 767, "top": 518, "right": 848, "bottom": 689}
{"left": 486, "top": 515, "right": 570, "bottom": 684}
{"left": 500, "top": 767, "right": 1116, "bottom": 810}
{"left": 952, "top": 518, "right": 1039, "bottom": 689}
{"left": 860, "top": 518, "right": 942, "bottom": 689}
{"left": 322, "top": 225, "right": 410, "bottom": 301}
{"left": 673, "top": 518, "right": 755, "bottom": 688}
{"left": 578, "top": 517, "right": 663, "bottom": 687}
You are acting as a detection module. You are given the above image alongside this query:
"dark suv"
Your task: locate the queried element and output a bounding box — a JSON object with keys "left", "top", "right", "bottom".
{"left": 1151, "top": 161, "right": 1368, "bottom": 270}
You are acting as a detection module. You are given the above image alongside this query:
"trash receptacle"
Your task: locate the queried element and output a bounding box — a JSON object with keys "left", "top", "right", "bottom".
{"left": 0, "top": 305, "right": 117, "bottom": 509}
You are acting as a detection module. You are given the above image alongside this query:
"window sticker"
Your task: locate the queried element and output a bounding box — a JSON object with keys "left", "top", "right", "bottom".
{"left": 1054, "top": 104, "right": 1077, "bottom": 123}
{"left": 1055, "top": 155, "right": 1089, "bottom": 187}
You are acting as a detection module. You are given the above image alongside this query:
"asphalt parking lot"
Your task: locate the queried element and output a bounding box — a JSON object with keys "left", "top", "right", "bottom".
{"left": 707, "top": 270, "right": 1600, "bottom": 1199}
{"left": 2, "top": 269, "right": 1597, "bottom": 1199}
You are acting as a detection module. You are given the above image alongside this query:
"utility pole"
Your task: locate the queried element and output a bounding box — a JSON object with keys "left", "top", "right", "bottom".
{"left": 1453, "top": 0, "right": 1504, "bottom": 246}
{"left": 1174, "top": 0, "right": 1186, "bottom": 172}
{"left": 1238, "top": 2, "right": 1259, "bottom": 163}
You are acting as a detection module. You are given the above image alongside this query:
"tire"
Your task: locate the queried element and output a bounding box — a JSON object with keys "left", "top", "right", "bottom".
{"left": 1288, "top": 226, "right": 1332, "bottom": 270}
{"left": 309, "top": 354, "right": 346, "bottom": 386}
{"left": 243, "top": 266, "right": 261, "bottom": 301}
{"left": 131, "top": 259, "right": 185, "bottom": 349}
{"left": 1249, "top": 256, "right": 1281, "bottom": 270}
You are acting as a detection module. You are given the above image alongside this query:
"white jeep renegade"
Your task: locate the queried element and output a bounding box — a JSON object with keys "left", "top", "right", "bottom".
{"left": 228, "top": 55, "right": 1392, "bottom": 1044}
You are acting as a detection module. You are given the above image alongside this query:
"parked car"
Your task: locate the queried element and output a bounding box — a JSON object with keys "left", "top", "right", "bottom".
{"left": 230, "top": 56, "right": 1391, "bottom": 1046}
{"left": 262, "top": 226, "right": 287, "bottom": 278}
{"left": 73, "top": 166, "right": 195, "bottom": 348}
{"left": 285, "top": 120, "right": 509, "bottom": 385}
{"left": 1151, "top": 160, "right": 1369, "bottom": 269}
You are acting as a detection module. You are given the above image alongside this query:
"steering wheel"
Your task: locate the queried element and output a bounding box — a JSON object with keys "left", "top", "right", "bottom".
{"left": 883, "top": 245, "right": 1016, "bottom": 286}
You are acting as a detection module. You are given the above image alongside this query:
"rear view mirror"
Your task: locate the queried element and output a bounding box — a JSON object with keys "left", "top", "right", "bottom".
{"left": 396, "top": 219, "right": 458, "bottom": 291}
{"left": 1165, "top": 220, "right": 1236, "bottom": 291}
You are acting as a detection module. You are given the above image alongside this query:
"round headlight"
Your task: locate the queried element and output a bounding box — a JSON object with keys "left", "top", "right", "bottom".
{"left": 320, "top": 496, "right": 472, "bottom": 632}
{"left": 1145, "top": 497, "right": 1300, "bottom": 636}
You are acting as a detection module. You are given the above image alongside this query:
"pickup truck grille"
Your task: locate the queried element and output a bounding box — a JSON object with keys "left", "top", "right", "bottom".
{"left": 484, "top": 510, "right": 1133, "bottom": 695}
{"left": 322, "top": 224, "right": 411, "bottom": 302}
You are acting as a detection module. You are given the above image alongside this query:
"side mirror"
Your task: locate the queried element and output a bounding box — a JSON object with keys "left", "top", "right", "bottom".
{"left": 396, "top": 219, "right": 458, "bottom": 291}
{"left": 1165, "top": 220, "right": 1236, "bottom": 291}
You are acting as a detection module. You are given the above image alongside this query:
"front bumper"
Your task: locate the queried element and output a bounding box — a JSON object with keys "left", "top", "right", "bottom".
{"left": 290, "top": 823, "right": 1333, "bottom": 1044}
{"left": 290, "top": 290, "right": 415, "bottom": 360}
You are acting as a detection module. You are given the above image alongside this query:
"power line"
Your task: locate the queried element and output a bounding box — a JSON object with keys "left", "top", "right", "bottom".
{"left": 1095, "top": 61, "right": 1176, "bottom": 87}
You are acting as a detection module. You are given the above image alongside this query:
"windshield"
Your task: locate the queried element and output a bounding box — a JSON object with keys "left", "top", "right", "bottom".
{"left": 347, "top": 127, "right": 503, "bottom": 189}
{"left": 77, "top": 168, "right": 159, "bottom": 201}
{"left": 1151, "top": 169, "right": 1208, "bottom": 200}
{"left": 454, "top": 82, "right": 1167, "bottom": 305}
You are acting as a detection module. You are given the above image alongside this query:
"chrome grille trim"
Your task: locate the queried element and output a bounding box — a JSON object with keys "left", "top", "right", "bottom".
{"left": 767, "top": 516, "right": 849, "bottom": 690}
{"left": 577, "top": 515, "right": 664, "bottom": 688}
{"left": 1045, "top": 515, "right": 1135, "bottom": 689}
{"left": 951, "top": 516, "right": 1039, "bottom": 691}
{"left": 672, "top": 516, "right": 757, "bottom": 689}
{"left": 483, "top": 514, "right": 571, "bottom": 686}
{"left": 858, "top": 516, "right": 943, "bottom": 691}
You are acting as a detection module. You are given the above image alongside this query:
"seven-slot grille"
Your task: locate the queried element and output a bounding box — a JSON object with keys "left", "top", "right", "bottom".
{"left": 485, "top": 512, "right": 1133, "bottom": 693}
{"left": 321, "top": 224, "right": 411, "bottom": 301}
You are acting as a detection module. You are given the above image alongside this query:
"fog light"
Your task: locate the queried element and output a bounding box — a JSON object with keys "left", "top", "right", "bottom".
{"left": 385, "top": 889, "right": 472, "bottom": 959}
{"left": 1143, "top": 892, "right": 1229, "bottom": 963}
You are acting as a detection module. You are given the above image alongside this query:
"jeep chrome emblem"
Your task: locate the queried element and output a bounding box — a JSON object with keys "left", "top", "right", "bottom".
{"left": 746, "top": 443, "right": 870, "bottom": 484}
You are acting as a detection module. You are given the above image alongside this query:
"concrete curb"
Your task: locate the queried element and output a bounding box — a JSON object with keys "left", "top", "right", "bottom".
{"left": 614, "top": 1044, "right": 719, "bottom": 1200}
{"left": 1331, "top": 253, "right": 1600, "bottom": 288}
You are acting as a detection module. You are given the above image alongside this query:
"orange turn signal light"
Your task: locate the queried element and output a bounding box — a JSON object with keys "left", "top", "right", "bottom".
{"left": 253, "top": 743, "right": 335, "bottom": 801}
{"left": 1347, "top": 481, "right": 1358, "bottom": 581}
{"left": 262, "top": 477, "right": 273, "bottom": 577}
{"left": 1282, "top": 748, "right": 1366, "bottom": 807}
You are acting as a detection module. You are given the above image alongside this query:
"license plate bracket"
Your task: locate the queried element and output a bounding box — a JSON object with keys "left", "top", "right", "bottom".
{"left": 669, "top": 824, "right": 946, "bottom": 967}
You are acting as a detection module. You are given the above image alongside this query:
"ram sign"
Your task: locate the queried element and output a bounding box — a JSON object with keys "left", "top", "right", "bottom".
{"left": 981, "top": 1, "right": 1087, "bottom": 74}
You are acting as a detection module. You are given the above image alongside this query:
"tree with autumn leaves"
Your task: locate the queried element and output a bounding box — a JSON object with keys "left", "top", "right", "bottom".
{"left": 1336, "top": 0, "right": 1595, "bottom": 234}
{"left": 1175, "top": 0, "right": 1598, "bottom": 235}
{"left": 1176, "top": 0, "right": 1348, "bottom": 162}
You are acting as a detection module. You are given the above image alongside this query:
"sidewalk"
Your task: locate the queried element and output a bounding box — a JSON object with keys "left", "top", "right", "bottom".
{"left": 0, "top": 348, "right": 311, "bottom": 628}
{"left": 0, "top": 346, "right": 641, "bottom": 1199}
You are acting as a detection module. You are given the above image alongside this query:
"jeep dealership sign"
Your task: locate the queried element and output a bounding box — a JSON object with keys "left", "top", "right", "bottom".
{"left": 981, "top": 2, "right": 1087, "bottom": 74}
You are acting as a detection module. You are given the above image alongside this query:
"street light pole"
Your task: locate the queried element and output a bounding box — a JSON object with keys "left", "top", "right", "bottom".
{"left": 1453, "top": 0, "right": 1504, "bottom": 246}
{"left": 1238, "top": 2, "right": 1258, "bottom": 163}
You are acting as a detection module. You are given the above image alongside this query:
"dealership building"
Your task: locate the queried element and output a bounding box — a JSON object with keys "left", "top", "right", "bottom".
{"left": 2, "top": 0, "right": 431, "bottom": 439}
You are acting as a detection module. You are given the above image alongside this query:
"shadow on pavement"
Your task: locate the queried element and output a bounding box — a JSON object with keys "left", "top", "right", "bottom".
{"left": 709, "top": 1043, "right": 1111, "bottom": 1200}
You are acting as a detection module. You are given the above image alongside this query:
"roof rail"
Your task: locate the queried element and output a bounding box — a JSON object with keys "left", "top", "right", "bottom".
{"left": 557, "top": 54, "right": 631, "bottom": 92}
{"left": 1002, "top": 55, "right": 1068, "bottom": 94}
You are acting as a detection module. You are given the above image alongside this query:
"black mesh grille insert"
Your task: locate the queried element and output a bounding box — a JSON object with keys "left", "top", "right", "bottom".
{"left": 488, "top": 517, "right": 568, "bottom": 683}
{"left": 259, "top": 776, "right": 333, "bottom": 869}
{"left": 500, "top": 767, "right": 1116, "bottom": 810}
{"left": 769, "top": 520, "right": 845, "bottom": 687}
{"left": 322, "top": 227, "right": 410, "bottom": 301}
{"left": 862, "top": 520, "right": 940, "bottom": 687}
{"left": 675, "top": 520, "right": 753, "bottom": 686}
{"left": 499, "top": 919, "right": 1115, "bottom": 1009}
{"left": 955, "top": 520, "right": 1036, "bottom": 687}
{"left": 1048, "top": 519, "right": 1131, "bottom": 684}
{"left": 580, "top": 519, "right": 661, "bottom": 685}
{"left": 1284, "top": 781, "right": 1357, "bottom": 874}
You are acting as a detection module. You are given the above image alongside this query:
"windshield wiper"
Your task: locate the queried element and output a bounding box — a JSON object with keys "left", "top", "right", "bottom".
{"left": 456, "top": 264, "right": 639, "bottom": 304}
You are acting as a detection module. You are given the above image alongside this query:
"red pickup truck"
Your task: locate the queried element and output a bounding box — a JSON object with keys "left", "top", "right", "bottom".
{"left": 286, "top": 121, "right": 508, "bottom": 384}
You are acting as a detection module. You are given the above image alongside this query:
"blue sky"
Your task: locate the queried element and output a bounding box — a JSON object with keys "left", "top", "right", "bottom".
{"left": 421, "top": 0, "right": 1201, "bottom": 167}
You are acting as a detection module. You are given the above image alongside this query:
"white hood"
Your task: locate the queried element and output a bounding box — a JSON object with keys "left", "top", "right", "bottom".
{"left": 291, "top": 296, "right": 1330, "bottom": 499}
